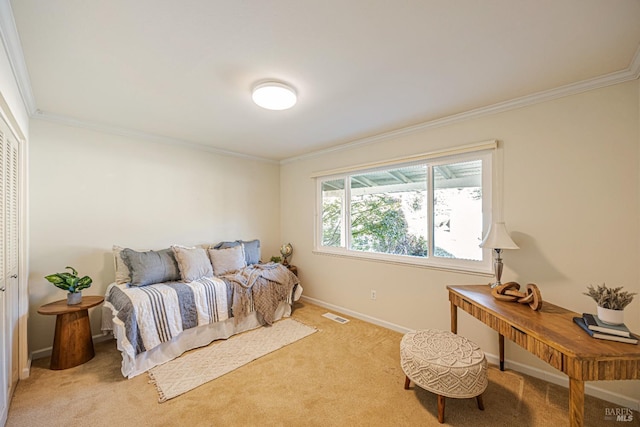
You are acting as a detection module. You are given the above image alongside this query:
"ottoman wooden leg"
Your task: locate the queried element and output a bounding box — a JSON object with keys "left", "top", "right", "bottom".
{"left": 404, "top": 376, "right": 411, "bottom": 389}
{"left": 437, "top": 395, "right": 446, "bottom": 423}
{"left": 476, "top": 394, "right": 485, "bottom": 410}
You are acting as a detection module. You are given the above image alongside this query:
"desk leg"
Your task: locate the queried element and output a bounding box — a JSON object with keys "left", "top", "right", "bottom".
{"left": 450, "top": 301, "right": 457, "bottom": 334}
{"left": 499, "top": 334, "right": 505, "bottom": 371}
{"left": 569, "top": 378, "right": 584, "bottom": 427}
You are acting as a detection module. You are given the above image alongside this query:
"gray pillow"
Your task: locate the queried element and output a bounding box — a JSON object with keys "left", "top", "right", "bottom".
{"left": 239, "top": 239, "right": 261, "bottom": 265}
{"left": 213, "top": 241, "right": 241, "bottom": 250}
{"left": 121, "top": 248, "right": 180, "bottom": 286}
{"left": 213, "top": 239, "right": 260, "bottom": 265}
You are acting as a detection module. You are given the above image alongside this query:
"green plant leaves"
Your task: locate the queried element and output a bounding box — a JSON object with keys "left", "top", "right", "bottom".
{"left": 584, "top": 283, "right": 636, "bottom": 310}
{"left": 44, "top": 274, "right": 64, "bottom": 285}
{"left": 44, "top": 266, "right": 92, "bottom": 293}
{"left": 76, "top": 276, "right": 92, "bottom": 291}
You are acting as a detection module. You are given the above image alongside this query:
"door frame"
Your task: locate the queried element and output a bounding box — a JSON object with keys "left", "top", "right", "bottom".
{"left": 0, "top": 93, "right": 29, "bottom": 383}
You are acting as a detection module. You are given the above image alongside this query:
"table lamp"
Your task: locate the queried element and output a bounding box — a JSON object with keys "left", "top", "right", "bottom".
{"left": 480, "top": 222, "right": 519, "bottom": 288}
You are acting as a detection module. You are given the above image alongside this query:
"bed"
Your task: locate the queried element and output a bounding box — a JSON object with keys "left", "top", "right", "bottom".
{"left": 101, "top": 241, "right": 301, "bottom": 378}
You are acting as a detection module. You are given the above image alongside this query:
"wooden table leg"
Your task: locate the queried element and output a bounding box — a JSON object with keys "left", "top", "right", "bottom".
{"left": 499, "top": 334, "right": 505, "bottom": 371}
{"left": 476, "top": 394, "right": 485, "bottom": 410}
{"left": 437, "top": 394, "right": 446, "bottom": 423}
{"left": 51, "top": 309, "right": 95, "bottom": 370}
{"left": 450, "top": 301, "right": 457, "bottom": 334}
{"left": 569, "top": 378, "right": 585, "bottom": 427}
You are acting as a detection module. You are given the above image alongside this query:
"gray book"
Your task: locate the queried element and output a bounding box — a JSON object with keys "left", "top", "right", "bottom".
{"left": 582, "top": 313, "right": 631, "bottom": 338}
{"left": 574, "top": 317, "right": 637, "bottom": 344}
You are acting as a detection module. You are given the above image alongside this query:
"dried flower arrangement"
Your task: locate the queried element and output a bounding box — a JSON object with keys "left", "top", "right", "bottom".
{"left": 583, "top": 284, "right": 636, "bottom": 310}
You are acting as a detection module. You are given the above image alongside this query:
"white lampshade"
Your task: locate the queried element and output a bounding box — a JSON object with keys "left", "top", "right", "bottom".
{"left": 480, "top": 222, "right": 519, "bottom": 250}
{"left": 252, "top": 82, "right": 297, "bottom": 110}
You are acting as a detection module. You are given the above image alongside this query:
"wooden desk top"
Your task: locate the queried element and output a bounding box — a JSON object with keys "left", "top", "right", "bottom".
{"left": 447, "top": 285, "right": 640, "bottom": 362}
{"left": 37, "top": 295, "right": 104, "bottom": 316}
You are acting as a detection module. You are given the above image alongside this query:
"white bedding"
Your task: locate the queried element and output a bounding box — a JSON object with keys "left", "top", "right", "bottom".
{"left": 102, "top": 279, "right": 303, "bottom": 378}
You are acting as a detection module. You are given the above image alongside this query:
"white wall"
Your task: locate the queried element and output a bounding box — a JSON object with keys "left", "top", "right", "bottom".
{"left": 28, "top": 119, "right": 281, "bottom": 352}
{"left": 281, "top": 80, "right": 640, "bottom": 402}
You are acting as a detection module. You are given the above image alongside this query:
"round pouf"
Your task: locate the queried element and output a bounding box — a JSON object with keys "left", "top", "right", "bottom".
{"left": 400, "top": 329, "right": 488, "bottom": 423}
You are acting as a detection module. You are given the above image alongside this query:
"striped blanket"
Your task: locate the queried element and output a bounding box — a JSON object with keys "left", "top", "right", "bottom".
{"left": 105, "top": 277, "right": 231, "bottom": 355}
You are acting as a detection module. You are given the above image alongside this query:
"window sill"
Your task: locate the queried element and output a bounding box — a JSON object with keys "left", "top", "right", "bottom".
{"left": 312, "top": 249, "right": 494, "bottom": 277}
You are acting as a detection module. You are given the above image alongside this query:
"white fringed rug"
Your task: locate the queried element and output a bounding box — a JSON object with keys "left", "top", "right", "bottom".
{"left": 148, "top": 318, "right": 317, "bottom": 402}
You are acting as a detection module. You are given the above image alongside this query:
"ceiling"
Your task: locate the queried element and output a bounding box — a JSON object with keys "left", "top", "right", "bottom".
{"left": 7, "top": 0, "right": 640, "bottom": 161}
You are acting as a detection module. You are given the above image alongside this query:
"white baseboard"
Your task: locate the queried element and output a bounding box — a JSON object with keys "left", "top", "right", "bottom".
{"left": 30, "top": 332, "right": 113, "bottom": 361}
{"left": 302, "top": 295, "right": 412, "bottom": 334}
{"left": 20, "top": 356, "right": 31, "bottom": 379}
{"left": 300, "top": 295, "right": 640, "bottom": 412}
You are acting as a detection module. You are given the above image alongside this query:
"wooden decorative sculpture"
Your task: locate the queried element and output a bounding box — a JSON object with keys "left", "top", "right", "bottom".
{"left": 491, "top": 282, "right": 543, "bottom": 311}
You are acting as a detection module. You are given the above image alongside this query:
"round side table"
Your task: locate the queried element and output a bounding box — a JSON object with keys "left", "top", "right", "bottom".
{"left": 37, "top": 295, "right": 104, "bottom": 370}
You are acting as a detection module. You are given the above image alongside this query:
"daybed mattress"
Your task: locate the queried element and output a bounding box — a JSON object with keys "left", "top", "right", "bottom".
{"left": 102, "top": 278, "right": 302, "bottom": 378}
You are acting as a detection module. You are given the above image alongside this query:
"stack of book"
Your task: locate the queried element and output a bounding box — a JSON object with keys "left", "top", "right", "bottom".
{"left": 573, "top": 313, "right": 638, "bottom": 344}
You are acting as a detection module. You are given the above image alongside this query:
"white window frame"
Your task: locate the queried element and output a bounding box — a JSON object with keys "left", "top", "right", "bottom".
{"left": 312, "top": 141, "right": 497, "bottom": 275}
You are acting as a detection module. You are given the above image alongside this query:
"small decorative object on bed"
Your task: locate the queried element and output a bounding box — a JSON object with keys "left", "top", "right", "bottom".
{"left": 584, "top": 284, "right": 636, "bottom": 325}
{"left": 103, "top": 240, "right": 303, "bottom": 378}
{"left": 44, "top": 266, "right": 93, "bottom": 305}
{"left": 490, "top": 281, "right": 542, "bottom": 311}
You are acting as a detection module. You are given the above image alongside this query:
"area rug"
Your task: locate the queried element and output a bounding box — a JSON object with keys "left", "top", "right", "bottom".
{"left": 148, "top": 318, "right": 317, "bottom": 402}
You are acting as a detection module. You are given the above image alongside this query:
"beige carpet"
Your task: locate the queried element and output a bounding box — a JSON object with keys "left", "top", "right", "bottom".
{"left": 149, "top": 318, "right": 316, "bottom": 402}
{"left": 6, "top": 301, "right": 640, "bottom": 426}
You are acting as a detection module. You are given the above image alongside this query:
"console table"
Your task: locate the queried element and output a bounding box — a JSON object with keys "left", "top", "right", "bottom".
{"left": 447, "top": 284, "right": 640, "bottom": 427}
{"left": 37, "top": 295, "right": 104, "bottom": 370}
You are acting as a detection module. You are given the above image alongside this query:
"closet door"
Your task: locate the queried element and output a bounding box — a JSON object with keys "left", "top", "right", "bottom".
{"left": 0, "top": 117, "right": 19, "bottom": 424}
{"left": 0, "top": 125, "right": 7, "bottom": 423}
{"left": 5, "top": 133, "right": 18, "bottom": 388}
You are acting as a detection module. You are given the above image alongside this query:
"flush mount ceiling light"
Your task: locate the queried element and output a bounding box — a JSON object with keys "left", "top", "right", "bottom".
{"left": 252, "top": 81, "right": 297, "bottom": 110}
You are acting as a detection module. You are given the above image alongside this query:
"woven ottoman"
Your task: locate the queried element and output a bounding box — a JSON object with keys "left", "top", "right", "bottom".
{"left": 400, "top": 329, "right": 488, "bottom": 423}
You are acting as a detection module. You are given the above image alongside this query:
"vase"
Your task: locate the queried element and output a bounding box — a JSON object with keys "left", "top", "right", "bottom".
{"left": 596, "top": 305, "right": 624, "bottom": 325}
{"left": 67, "top": 292, "right": 82, "bottom": 305}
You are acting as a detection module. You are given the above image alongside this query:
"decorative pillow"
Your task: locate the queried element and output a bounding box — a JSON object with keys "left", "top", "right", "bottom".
{"left": 239, "top": 239, "right": 261, "bottom": 265}
{"left": 208, "top": 245, "right": 247, "bottom": 276}
{"left": 213, "top": 241, "right": 241, "bottom": 250}
{"left": 112, "top": 245, "right": 131, "bottom": 285}
{"left": 121, "top": 248, "right": 181, "bottom": 286}
{"left": 213, "top": 239, "right": 260, "bottom": 265}
{"left": 171, "top": 245, "right": 213, "bottom": 282}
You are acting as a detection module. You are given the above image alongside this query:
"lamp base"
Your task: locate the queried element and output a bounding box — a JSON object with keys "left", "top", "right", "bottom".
{"left": 490, "top": 249, "right": 504, "bottom": 289}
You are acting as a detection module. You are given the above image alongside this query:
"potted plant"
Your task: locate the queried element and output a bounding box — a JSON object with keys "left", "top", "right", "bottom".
{"left": 584, "top": 284, "right": 636, "bottom": 325}
{"left": 44, "top": 266, "right": 93, "bottom": 305}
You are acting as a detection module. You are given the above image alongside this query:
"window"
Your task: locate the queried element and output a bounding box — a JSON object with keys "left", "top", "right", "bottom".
{"left": 314, "top": 142, "right": 495, "bottom": 273}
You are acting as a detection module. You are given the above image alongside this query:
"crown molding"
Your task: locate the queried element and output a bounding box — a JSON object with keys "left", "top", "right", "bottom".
{"left": 32, "top": 111, "right": 278, "bottom": 164}
{"left": 0, "top": 0, "right": 36, "bottom": 115}
{"left": 281, "top": 43, "right": 640, "bottom": 165}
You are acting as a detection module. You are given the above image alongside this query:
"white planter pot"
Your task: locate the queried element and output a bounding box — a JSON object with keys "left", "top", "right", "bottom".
{"left": 67, "top": 292, "right": 82, "bottom": 305}
{"left": 596, "top": 306, "right": 624, "bottom": 325}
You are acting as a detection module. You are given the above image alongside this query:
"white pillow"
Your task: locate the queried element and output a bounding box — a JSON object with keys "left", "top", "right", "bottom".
{"left": 113, "top": 245, "right": 131, "bottom": 285}
{"left": 171, "top": 245, "right": 213, "bottom": 282}
{"left": 208, "top": 245, "right": 247, "bottom": 276}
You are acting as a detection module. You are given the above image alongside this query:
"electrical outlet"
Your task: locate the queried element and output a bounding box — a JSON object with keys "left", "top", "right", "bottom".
{"left": 371, "top": 290, "right": 377, "bottom": 300}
